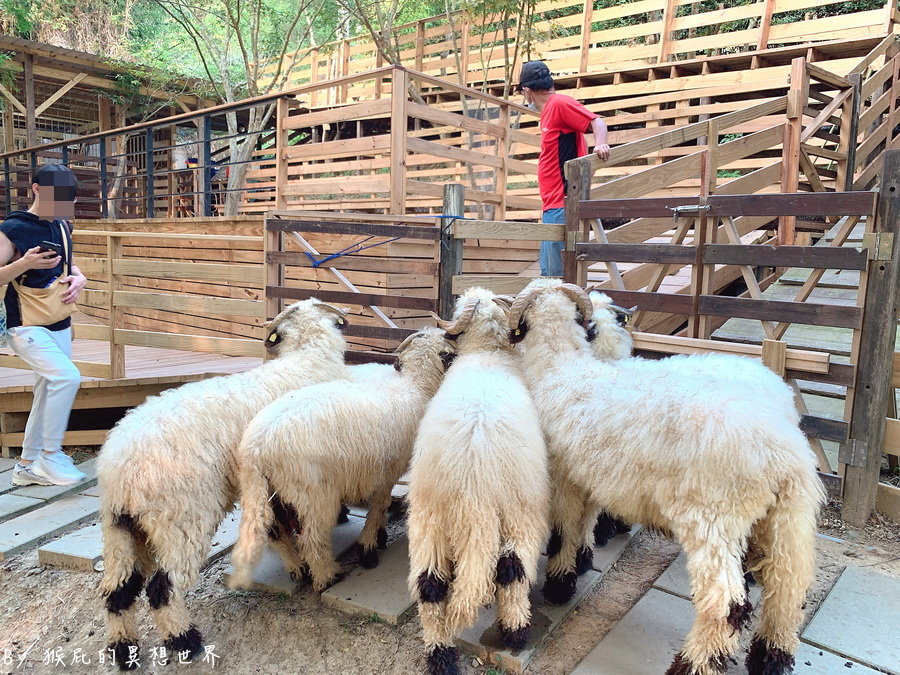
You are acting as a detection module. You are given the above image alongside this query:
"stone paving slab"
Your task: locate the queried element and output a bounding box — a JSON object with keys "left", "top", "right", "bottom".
{"left": 0, "top": 458, "right": 16, "bottom": 472}
{"left": 802, "top": 566, "right": 900, "bottom": 675}
{"left": 0, "top": 469, "right": 15, "bottom": 495}
{"left": 11, "top": 458, "right": 98, "bottom": 501}
{"left": 80, "top": 484, "right": 102, "bottom": 498}
{"left": 0, "top": 494, "right": 43, "bottom": 522}
{"left": 38, "top": 522, "right": 104, "bottom": 571}
{"left": 653, "top": 552, "right": 762, "bottom": 604}
{"left": 321, "top": 535, "right": 414, "bottom": 625}
{"left": 0, "top": 495, "right": 99, "bottom": 561}
{"left": 455, "top": 527, "right": 638, "bottom": 673}
{"left": 222, "top": 515, "right": 364, "bottom": 596}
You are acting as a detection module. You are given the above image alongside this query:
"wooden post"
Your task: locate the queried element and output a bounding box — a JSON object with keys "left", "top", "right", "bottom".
{"left": 107, "top": 235, "right": 125, "bottom": 379}
{"left": 438, "top": 183, "right": 465, "bottom": 320}
{"left": 497, "top": 104, "right": 510, "bottom": 220}
{"left": 389, "top": 67, "right": 409, "bottom": 214}
{"left": 459, "top": 18, "right": 471, "bottom": 86}
{"left": 762, "top": 339, "right": 787, "bottom": 376}
{"left": 780, "top": 57, "right": 807, "bottom": 246}
{"left": 415, "top": 21, "right": 425, "bottom": 72}
{"left": 657, "top": 0, "right": 678, "bottom": 64}
{"left": 23, "top": 54, "right": 36, "bottom": 148}
{"left": 274, "top": 97, "right": 289, "bottom": 210}
{"left": 579, "top": 0, "right": 595, "bottom": 73}
{"left": 564, "top": 159, "right": 592, "bottom": 285}
{"left": 757, "top": 0, "right": 776, "bottom": 51}
{"left": 310, "top": 48, "right": 320, "bottom": 107}
{"left": 841, "top": 75, "right": 862, "bottom": 191}
{"left": 340, "top": 40, "right": 351, "bottom": 103}
{"left": 264, "top": 220, "right": 284, "bottom": 324}
{"left": 2, "top": 104, "right": 13, "bottom": 153}
{"left": 842, "top": 149, "right": 900, "bottom": 526}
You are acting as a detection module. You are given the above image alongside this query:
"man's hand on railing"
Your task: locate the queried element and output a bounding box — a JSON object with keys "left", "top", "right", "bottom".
{"left": 594, "top": 144, "right": 611, "bottom": 162}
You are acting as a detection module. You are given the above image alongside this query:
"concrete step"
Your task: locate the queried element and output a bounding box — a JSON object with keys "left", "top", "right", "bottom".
{"left": 0, "top": 494, "right": 44, "bottom": 522}
{"left": 222, "top": 515, "right": 365, "bottom": 596}
{"left": 38, "top": 506, "right": 244, "bottom": 572}
{"left": 457, "top": 527, "right": 639, "bottom": 674}
{"left": 321, "top": 534, "right": 414, "bottom": 625}
{"left": 0, "top": 495, "right": 99, "bottom": 561}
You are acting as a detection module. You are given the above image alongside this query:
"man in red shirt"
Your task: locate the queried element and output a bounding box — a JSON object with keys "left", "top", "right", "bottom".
{"left": 517, "top": 61, "right": 610, "bottom": 276}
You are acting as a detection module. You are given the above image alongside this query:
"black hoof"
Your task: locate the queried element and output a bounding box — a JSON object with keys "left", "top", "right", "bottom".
{"left": 355, "top": 543, "right": 380, "bottom": 569}
{"left": 110, "top": 641, "right": 139, "bottom": 671}
{"left": 545, "top": 528, "right": 562, "bottom": 557}
{"left": 337, "top": 504, "right": 350, "bottom": 524}
{"left": 289, "top": 566, "right": 312, "bottom": 584}
{"left": 496, "top": 551, "right": 526, "bottom": 586}
{"left": 426, "top": 645, "right": 459, "bottom": 675}
{"left": 417, "top": 570, "right": 449, "bottom": 603}
{"left": 163, "top": 626, "right": 203, "bottom": 662}
{"left": 665, "top": 652, "right": 697, "bottom": 675}
{"left": 542, "top": 571, "right": 577, "bottom": 605}
{"left": 376, "top": 527, "right": 388, "bottom": 550}
{"left": 613, "top": 517, "right": 632, "bottom": 535}
{"left": 575, "top": 546, "right": 594, "bottom": 575}
{"left": 727, "top": 596, "right": 753, "bottom": 632}
{"left": 593, "top": 512, "right": 618, "bottom": 547}
{"left": 746, "top": 636, "right": 794, "bottom": 675}
{"left": 499, "top": 623, "right": 530, "bottom": 651}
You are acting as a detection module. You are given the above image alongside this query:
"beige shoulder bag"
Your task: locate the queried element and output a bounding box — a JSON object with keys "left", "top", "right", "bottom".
{"left": 11, "top": 221, "right": 76, "bottom": 327}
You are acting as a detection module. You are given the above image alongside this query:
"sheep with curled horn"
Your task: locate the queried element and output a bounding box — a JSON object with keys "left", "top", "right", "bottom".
{"left": 407, "top": 286, "right": 550, "bottom": 675}
{"left": 507, "top": 282, "right": 824, "bottom": 675}
{"left": 228, "top": 326, "right": 456, "bottom": 592}
{"left": 97, "top": 299, "right": 353, "bottom": 669}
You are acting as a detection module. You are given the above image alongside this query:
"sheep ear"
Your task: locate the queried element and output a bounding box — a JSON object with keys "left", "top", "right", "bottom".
{"left": 585, "top": 321, "right": 598, "bottom": 343}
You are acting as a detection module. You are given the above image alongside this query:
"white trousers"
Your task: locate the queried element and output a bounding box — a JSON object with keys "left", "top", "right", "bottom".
{"left": 6, "top": 326, "right": 80, "bottom": 460}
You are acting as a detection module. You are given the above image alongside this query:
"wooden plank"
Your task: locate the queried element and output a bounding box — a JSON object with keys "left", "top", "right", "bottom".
{"left": 703, "top": 244, "right": 868, "bottom": 270}
{"left": 0, "top": 83, "right": 26, "bottom": 115}
{"left": 578, "top": 197, "right": 700, "bottom": 219}
{"left": 113, "top": 329, "right": 262, "bottom": 358}
{"left": 112, "top": 259, "right": 261, "bottom": 284}
{"left": 883, "top": 418, "right": 900, "bottom": 457}
{"left": 705, "top": 191, "right": 877, "bottom": 216}
{"left": 806, "top": 63, "right": 852, "bottom": 90}
{"left": 451, "top": 275, "right": 535, "bottom": 295}
{"left": 267, "top": 286, "right": 437, "bottom": 312}
{"left": 715, "top": 125, "right": 784, "bottom": 166}
{"left": 266, "top": 250, "right": 438, "bottom": 275}
{"left": 342, "top": 324, "right": 414, "bottom": 341}
{"left": 267, "top": 218, "right": 439, "bottom": 241}
{"left": 405, "top": 101, "right": 506, "bottom": 138}
{"left": 699, "top": 295, "right": 862, "bottom": 329}
{"left": 594, "top": 289, "right": 694, "bottom": 315}
{"left": 406, "top": 137, "right": 505, "bottom": 170}
{"left": 114, "top": 291, "right": 263, "bottom": 318}
{"left": 34, "top": 72, "right": 88, "bottom": 116}
{"left": 453, "top": 220, "right": 563, "bottom": 241}
{"left": 876, "top": 482, "right": 900, "bottom": 521}
{"left": 576, "top": 243, "right": 696, "bottom": 265}
{"left": 799, "top": 415, "right": 849, "bottom": 443}
{"left": 282, "top": 98, "right": 392, "bottom": 130}
{"left": 281, "top": 133, "right": 391, "bottom": 161}
{"left": 390, "top": 67, "right": 408, "bottom": 214}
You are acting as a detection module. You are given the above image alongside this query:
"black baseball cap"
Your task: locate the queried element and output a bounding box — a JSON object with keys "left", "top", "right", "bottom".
{"left": 31, "top": 163, "right": 77, "bottom": 201}
{"left": 516, "top": 61, "right": 552, "bottom": 91}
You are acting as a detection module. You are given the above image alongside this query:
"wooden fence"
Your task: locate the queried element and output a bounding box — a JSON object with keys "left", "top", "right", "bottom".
{"left": 266, "top": 0, "right": 899, "bottom": 97}
{"left": 562, "top": 154, "right": 900, "bottom": 526}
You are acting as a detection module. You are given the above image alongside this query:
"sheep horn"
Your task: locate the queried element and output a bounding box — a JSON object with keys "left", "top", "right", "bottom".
{"left": 317, "top": 302, "right": 349, "bottom": 319}
{"left": 394, "top": 332, "right": 419, "bottom": 353}
{"left": 436, "top": 298, "right": 480, "bottom": 335}
{"left": 558, "top": 283, "right": 594, "bottom": 327}
{"left": 507, "top": 287, "right": 545, "bottom": 331}
{"left": 609, "top": 304, "right": 636, "bottom": 318}
{"left": 492, "top": 295, "right": 514, "bottom": 310}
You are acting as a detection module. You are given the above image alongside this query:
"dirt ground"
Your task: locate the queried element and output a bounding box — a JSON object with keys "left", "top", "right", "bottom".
{"left": 1, "top": 492, "right": 898, "bottom": 675}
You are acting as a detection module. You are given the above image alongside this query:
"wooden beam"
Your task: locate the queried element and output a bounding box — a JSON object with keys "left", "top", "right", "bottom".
{"left": 842, "top": 150, "right": 900, "bottom": 526}
{"left": 0, "top": 83, "right": 26, "bottom": 115}
{"left": 390, "top": 67, "right": 409, "bottom": 215}
{"left": 34, "top": 72, "right": 88, "bottom": 117}
{"left": 780, "top": 57, "right": 808, "bottom": 246}
{"left": 757, "top": 0, "right": 776, "bottom": 50}
{"left": 23, "top": 53, "right": 36, "bottom": 148}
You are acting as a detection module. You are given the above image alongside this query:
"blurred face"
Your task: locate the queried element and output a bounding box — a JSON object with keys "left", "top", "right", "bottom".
{"left": 32, "top": 177, "right": 76, "bottom": 219}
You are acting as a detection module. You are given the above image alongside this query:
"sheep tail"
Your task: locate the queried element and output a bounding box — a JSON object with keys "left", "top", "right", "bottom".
{"left": 748, "top": 468, "right": 824, "bottom": 665}
{"left": 445, "top": 500, "right": 501, "bottom": 634}
{"left": 228, "top": 452, "right": 273, "bottom": 591}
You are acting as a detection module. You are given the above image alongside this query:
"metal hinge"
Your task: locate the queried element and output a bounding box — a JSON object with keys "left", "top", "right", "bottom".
{"left": 838, "top": 438, "right": 868, "bottom": 468}
{"left": 861, "top": 232, "right": 894, "bottom": 260}
{"left": 668, "top": 204, "right": 710, "bottom": 216}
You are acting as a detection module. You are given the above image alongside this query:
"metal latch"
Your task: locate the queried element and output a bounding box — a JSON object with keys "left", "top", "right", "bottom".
{"left": 668, "top": 204, "right": 710, "bottom": 216}
{"left": 838, "top": 438, "right": 867, "bottom": 468}
{"left": 861, "top": 232, "right": 893, "bottom": 260}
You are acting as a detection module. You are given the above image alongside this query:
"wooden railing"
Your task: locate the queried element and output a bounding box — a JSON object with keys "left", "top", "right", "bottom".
{"left": 266, "top": 0, "right": 898, "bottom": 98}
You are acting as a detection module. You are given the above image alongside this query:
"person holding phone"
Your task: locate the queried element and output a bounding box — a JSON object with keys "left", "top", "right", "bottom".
{"left": 0, "top": 164, "right": 88, "bottom": 486}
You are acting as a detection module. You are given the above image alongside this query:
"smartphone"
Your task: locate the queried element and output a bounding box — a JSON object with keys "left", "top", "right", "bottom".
{"left": 38, "top": 240, "right": 63, "bottom": 256}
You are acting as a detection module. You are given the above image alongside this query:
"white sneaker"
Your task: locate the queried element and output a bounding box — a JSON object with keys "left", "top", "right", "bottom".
{"left": 11, "top": 463, "right": 55, "bottom": 486}
{"left": 44, "top": 451, "right": 86, "bottom": 480}
{"left": 29, "top": 453, "right": 84, "bottom": 486}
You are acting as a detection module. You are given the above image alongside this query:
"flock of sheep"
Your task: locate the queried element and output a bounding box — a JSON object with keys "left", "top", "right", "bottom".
{"left": 95, "top": 279, "right": 824, "bottom": 675}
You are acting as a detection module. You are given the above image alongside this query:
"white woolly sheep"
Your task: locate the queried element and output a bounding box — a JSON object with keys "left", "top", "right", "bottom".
{"left": 407, "top": 287, "right": 550, "bottom": 675}
{"left": 507, "top": 283, "right": 824, "bottom": 675}
{"left": 97, "top": 299, "right": 352, "bottom": 669}
{"left": 228, "top": 326, "right": 456, "bottom": 592}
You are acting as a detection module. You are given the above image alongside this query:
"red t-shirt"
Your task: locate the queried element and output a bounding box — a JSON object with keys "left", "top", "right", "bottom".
{"left": 538, "top": 94, "right": 598, "bottom": 210}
